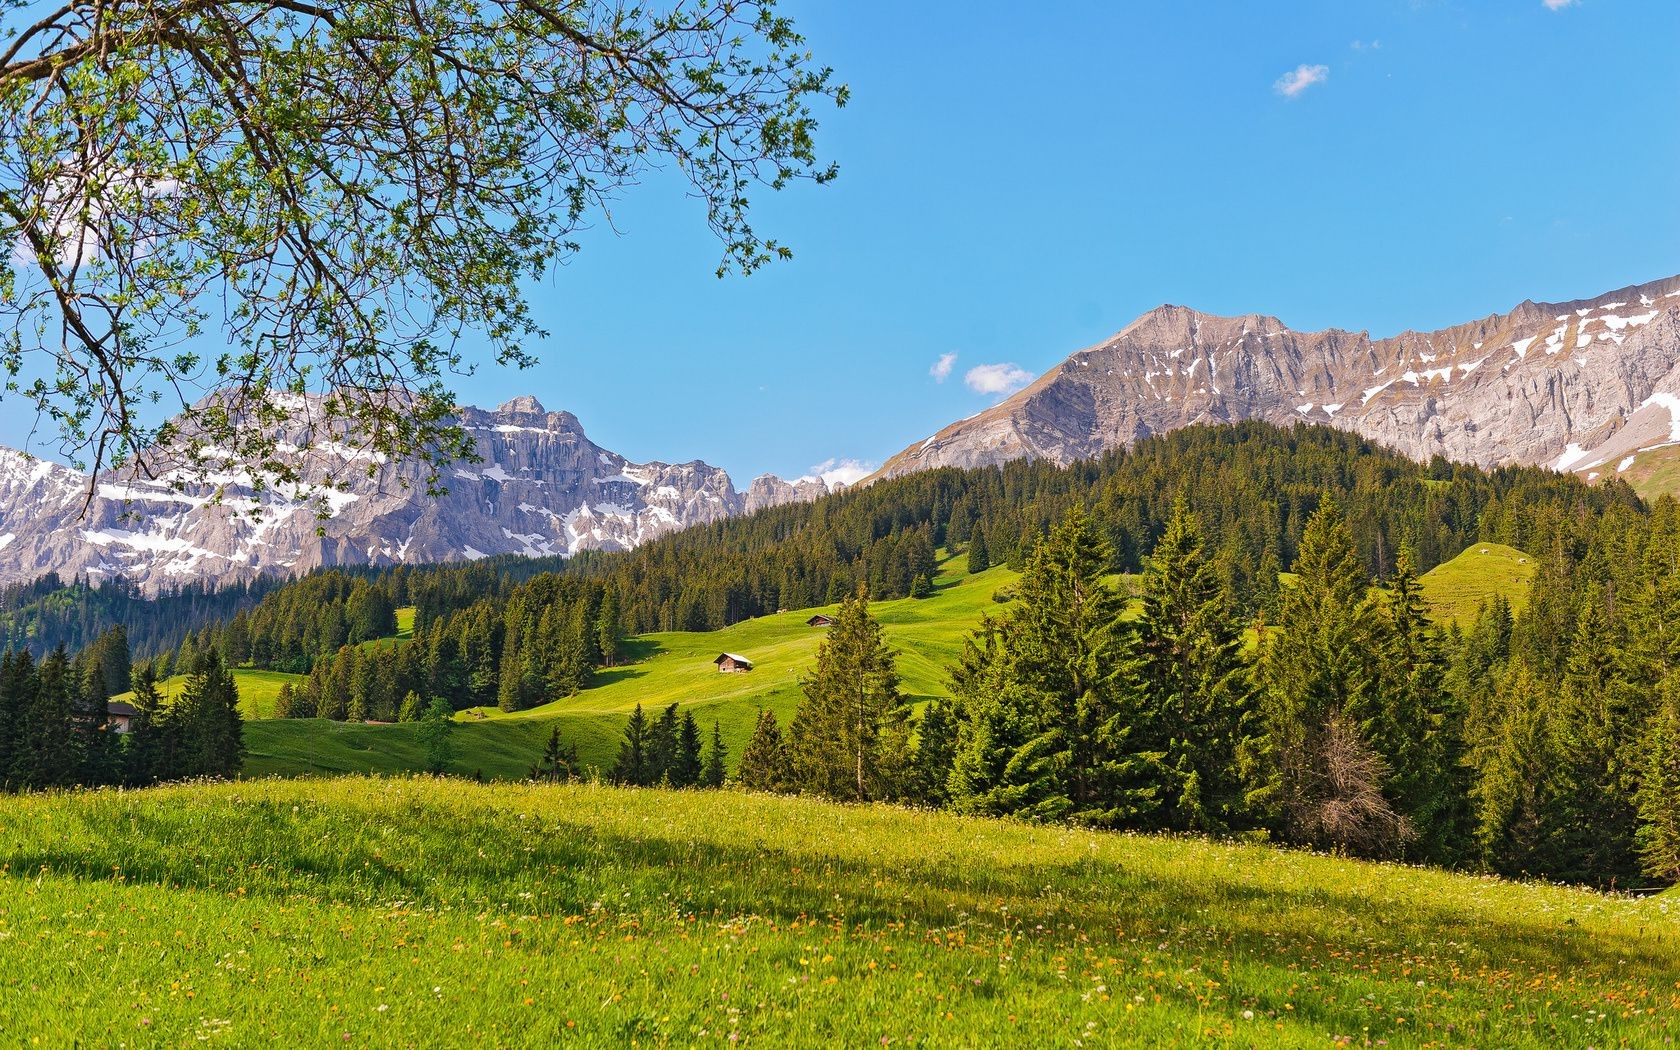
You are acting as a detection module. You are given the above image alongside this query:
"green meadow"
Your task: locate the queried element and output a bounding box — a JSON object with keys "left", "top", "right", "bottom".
{"left": 0, "top": 777, "right": 1674, "bottom": 1046}
{"left": 1417, "top": 542, "right": 1536, "bottom": 626}
{"left": 229, "top": 543, "right": 1518, "bottom": 781}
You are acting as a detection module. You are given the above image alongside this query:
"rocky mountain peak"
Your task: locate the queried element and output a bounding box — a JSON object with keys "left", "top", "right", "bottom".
{"left": 875, "top": 273, "right": 1680, "bottom": 484}
{"left": 0, "top": 398, "right": 827, "bottom": 590}
{"left": 496, "top": 395, "right": 548, "bottom": 415}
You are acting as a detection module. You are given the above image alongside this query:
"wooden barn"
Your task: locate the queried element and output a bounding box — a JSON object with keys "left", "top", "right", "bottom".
{"left": 714, "top": 652, "right": 755, "bottom": 673}
{"left": 805, "top": 614, "right": 836, "bottom": 628}
{"left": 105, "top": 701, "right": 138, "bottom": 734}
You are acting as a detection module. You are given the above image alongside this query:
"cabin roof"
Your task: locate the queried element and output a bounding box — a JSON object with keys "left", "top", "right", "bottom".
{"left": 107, "top": 701, "right": 138, "bottom": 717}
{"left": 714, "top": 652, "right": 754, "bottom": 666}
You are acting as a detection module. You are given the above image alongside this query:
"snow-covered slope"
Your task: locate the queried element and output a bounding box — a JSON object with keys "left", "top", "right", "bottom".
{"left": 0, "top": 397, "right": 826, "bottom": 590}
{"left": 875, "top": 275, "right": 1680, "bottom": 484}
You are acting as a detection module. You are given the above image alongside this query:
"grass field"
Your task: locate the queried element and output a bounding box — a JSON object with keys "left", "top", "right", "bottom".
{"left": 239, "top": 544, "right": 1526, "bottom": 781}
{"left": 1417, "top": 542, "right": 1536, "bottom": 625}
{"left": 114, "top": 667, "right": 305, "bottom": 720}
{"left": 0, "top": 777, "right": 1673, "bottom": 1046}
{"left": 248, "top": 555, "right": 1022, "bottom": 780}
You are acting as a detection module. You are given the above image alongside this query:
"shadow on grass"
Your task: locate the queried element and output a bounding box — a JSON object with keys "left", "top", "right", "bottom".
{"left": 6, "top": 791, "right": 1674, "bottom": 1004}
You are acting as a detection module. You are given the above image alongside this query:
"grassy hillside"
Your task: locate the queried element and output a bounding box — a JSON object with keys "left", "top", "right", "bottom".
{"left": 114, "top": 667, "right": 304, "bottom": 720}
{"left": 248, "top": 556, "right": 1022, "bottom": 779}
{"left": 1418, "top": 542, "right": 1536, "bottom": 625}
{"left": 0, "top": 777, "right": 1673, "bottom": 1046}
{"left": 241, "top": 543, "right": 1524, "bottom": 780}
{"left": 1607, "top": 444, "right": 1680, "bottom": 501}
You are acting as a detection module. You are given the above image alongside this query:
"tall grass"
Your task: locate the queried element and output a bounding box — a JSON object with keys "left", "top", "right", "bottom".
{"left": 1, "top": 777, "right": 1674, "bottom": 1045}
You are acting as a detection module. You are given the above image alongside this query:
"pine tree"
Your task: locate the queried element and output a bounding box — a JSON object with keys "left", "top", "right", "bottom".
{"left": 736, "top": 709, "right": 789, "bottom": 792}
{"left": 787, "top": 590, "right": 907, "bottom": 801}
{"left": 966, "top": 526, "right": 990, "bottom": 575}
{"left": 530, "top": 726, "right": 580, "bottom": 783}
{"left": 417, "top": 696, "right": 457, "bottom": 775}
{"left": 671, "top": 711, "right": 703, "bottom": 788}
{"left": 700, "top": 719, "right": 728, "bottom": 787}
{"left": 1254, "top": 497, "right": 1408, "bottom": 856}
{"left": 177, "top": 650, "right": 243, "bottom": 778}
{"left": 1635, "top": 682, "right": 1680, "bottom": 883}
{"left": 611, "top": 704, "right": 652, "bottom": 786}
{"left": 398, "top": 690, "right": 425, "bottom": 722}
{"left": 946, "top": 622, "right": 1065, "bottom": 819}
{"left": 1120, "top": 497, "right": 1258, "bottom": 834}
{"left": 596, "top": 589, "right": 623, "bottom": 668}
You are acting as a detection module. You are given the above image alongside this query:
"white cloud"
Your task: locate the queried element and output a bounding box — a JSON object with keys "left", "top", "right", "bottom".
{"left": 1542, "top": 0, "right": 1575, "bottom": 9}
{"left": 806, "top": 457, "right": 875, "bottom": 488}
{"left": 929, "top": 351, "right": 957, "bottom": 383}
{"left": 1274, "top": 63, "right": 1329, "bottom": 99}
{"left": 964, "top": 363, "right": 1034, "bottom": 396}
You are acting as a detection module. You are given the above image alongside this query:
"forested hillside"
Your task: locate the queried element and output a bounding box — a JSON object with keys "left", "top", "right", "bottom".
{"left": 7, "top": 421, "right": 1680, "bottom": 889}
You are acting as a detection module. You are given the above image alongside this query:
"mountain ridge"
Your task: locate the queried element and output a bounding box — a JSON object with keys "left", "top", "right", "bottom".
{"left": 0, "top": 397, "right": 829, "bottom": 591}
{"left": 875, "top": 273, "right": 1680, "bottom": 482}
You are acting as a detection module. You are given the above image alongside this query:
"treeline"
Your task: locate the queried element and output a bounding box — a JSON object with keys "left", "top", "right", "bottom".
{"left": 0, "top": 626, "right": 243, "bottom": 792}
{"left": 596, "top": 500, "right": 1678, "bottom": 889}
{"left": 27, "top": 424, "right": 1632, "bottom": 706}
{"left": 271, "top": 573, "right": 623, "bottom": 720}
{"left": 1455, "top": 498, "right": 1680, "bottom": 886}
{"left": 0, "top": 573, "right": 278, "bottom": 661}
{"left": 569, "top": 422, "right": 1637, "bottom": 633}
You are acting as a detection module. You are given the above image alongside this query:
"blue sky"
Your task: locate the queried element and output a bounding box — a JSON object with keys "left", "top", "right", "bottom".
{"left": 13, "top": 0, "right": 1680, "bottom": 485}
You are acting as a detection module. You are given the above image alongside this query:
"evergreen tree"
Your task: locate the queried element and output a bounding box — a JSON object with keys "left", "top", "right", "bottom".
{"left": 530, "top": 726, "right": 580, "bottom": 783}
{"left": 648, "top": 703, "right": 682, "bottom": 785}
{"left": 906, "top": 699, "right": 958, "bottom": 806}
{"left": 123, "top": 663, "right": 170, "bottom": 785}
{"left": 596, "top": 588, "right": 623, "bottom": 668}
{"left": 672, "top": 711, "right": 704, "bottom": 788}
{"left": 946, "top": 622, "right": 1065, "bottom": 819}
{"left": 1635, "top": 682, "right": 1680, "bottom": 883}
{"left": 787, "top": 590, "right": 907, "bottom": 801}
{"left": 736, "top": 709, "right": 789, "bottom": 792}
{"left": 417, "top": 696, "right": 457, "bottom": 775}
{"left": 1121, "top": 497, "right": 1258, "bottom": 834}
{"left": 966, "top": 526, "right": 990, "bottom": 575}
{"left": 1008, "top": 506, "right": 1128, "bottom": 820}
{"left": 177, "top": 650, "right": 244, "bottom": 778}
{"left": 611, "top": 704, "right": 652, "bottom": 786}
{"left": 1254, "top": 497, "right": 1410, "bottom": 856}
{"left": 701, "top": 719, "right": 728, "bottom": 788}
{"left": 398, "top": 690, "right": 425, "bottom": 723}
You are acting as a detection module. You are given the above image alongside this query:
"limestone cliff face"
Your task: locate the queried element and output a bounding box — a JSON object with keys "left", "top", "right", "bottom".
{"left": 0, "top": 397, "right": 826, "bottom": 590}
{"left": 876, "top": 275, "right": 1680, "bottom": 482}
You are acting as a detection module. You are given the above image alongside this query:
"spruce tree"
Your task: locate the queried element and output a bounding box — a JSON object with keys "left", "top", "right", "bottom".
{"left": 611, "top": 704, "right": 652, "bottom": 786}
{"left": 906, "top": 699, "right": 958, "bottom": 806}
{"left": 736, "top": 709, "right": 789, "bottom": 792}
{"left": 787, "top": 590, "right": 907, "bottom": 801}
{"left": 1009, "top": 505, "right": 1127, "bottom": 820}
{"left": 701, "top": 720, "right": 728, "bottom": 788}
{"left": 1254, "top": 497, "right": 1408, "bottom": 856}
{"left": 1635, "top": 683, "right": 1680, "bottom": 883}
{"left": 530, "top": 726, "right": 580, "bottom": 783}
{"left": 672, "top": 711, "right": 703, "bottom": 788}
{"left": 124, "top": 664, "right": 168, "bottom": 785}
{"left": 946, "top": 622, "right": 1065, "bottom": 819}
{"left": 417, "top": 696, "right": 457, "bottom": 775}
{"left": 1120, "top": 497, "right": 1257, "bottom": 834}
{"left": 966, "top": 526, "right": 990, "bottom": 575}
{"left": 178, "top": 650, "right": 243, "bottom": 778}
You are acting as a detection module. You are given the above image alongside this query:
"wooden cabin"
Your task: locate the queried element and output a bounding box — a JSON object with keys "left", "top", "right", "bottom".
{"left": 805, "top": 614, "right": 837, "bottom": 628}
{"left": 106, "top": 701, "right": 138, "bottom": 734}
{"left": 714, "top": 652, "right": 754, "bottom": 673}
